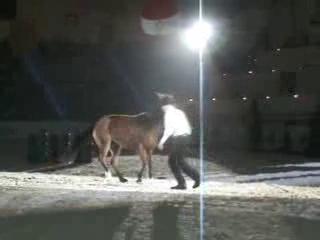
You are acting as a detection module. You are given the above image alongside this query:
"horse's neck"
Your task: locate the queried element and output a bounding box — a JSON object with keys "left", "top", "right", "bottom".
{"left": 150, "top": 107, "right": 164, "bottom": 123}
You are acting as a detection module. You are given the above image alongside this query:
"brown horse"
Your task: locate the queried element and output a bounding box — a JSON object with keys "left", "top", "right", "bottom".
{"left": 28, "top": 110, "right": 163, "bottom": 183}
{"left": 92, "top": 111, "right": 163, "bottom": 182}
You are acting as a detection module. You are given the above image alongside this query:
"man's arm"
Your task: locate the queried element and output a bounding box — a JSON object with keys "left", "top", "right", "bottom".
{"left": 158, "top": 113, "right": 174, "bottom": 150}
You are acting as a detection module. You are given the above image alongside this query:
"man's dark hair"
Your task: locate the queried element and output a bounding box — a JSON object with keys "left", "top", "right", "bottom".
{"left": 155, "top": 92, "right": 176, "bottom": 106}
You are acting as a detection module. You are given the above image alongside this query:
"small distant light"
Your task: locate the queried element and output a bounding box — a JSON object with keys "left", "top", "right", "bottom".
{"left": 276, "top": 48, "right": 281, "bottom": 52}
{"left": 223, "top": 73, "right": 227, "bottom": 77}
{"left": 242, "top": 96, "right": 247, "bottom": 101}
{"left": 265, "top": 96, "right": 271, "bottom": 100}
{"left": 248, "top": 70, "right": 254, "bottom": 74}
{"left": 212, "top": 97, "right": 216, "bottom": 101}
{"left": 188, "top": 98, "right": 194, "bottom": 102}
{"left": 293, "top": 94, "right": 299, "bottom": 99}
{"left": 272, "top": 69, "right": 277, "bottom": 72}
{"left": 254, "top": 58, "right": 257, "bottom": 62}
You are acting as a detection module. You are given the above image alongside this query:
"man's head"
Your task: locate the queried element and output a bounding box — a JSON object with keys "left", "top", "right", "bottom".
{"left": 155, "top": 92, "right": 176, "bottom": 106}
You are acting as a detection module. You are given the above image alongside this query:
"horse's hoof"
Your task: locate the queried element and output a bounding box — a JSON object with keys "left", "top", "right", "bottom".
{"left": 120, "top": 178, "right": 128, "bottom": 183}
{"left": 104, "top": 171, "right": 112, "bottom": 179}
{"left": 136, "top": 179, "right": 142, "bottom": 183}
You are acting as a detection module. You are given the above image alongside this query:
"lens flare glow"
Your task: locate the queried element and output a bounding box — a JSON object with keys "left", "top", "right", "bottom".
{"left": 181, "top": 20, "right": 213, "bottom": 51}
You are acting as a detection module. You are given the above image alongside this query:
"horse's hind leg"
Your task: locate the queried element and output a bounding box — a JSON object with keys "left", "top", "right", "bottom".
{"left": 137, "top": 145, "right": 147, "bottom": 183}
{"left": 110, "top": 144, "right": 121, "bottom": 166}
{"left": 98, "top": 139, "right": 112, "bottom": 179}
{"left": 95, "top": 145, "right": 110, "bottom": 177}
{"left": 147, "top": 150, "right": 153, "bottom": 179}
{"left": 110, "top": 145, "right": 128, "bottom": 183}
{"left": 98, "top": 155, "right": 112, "bottom": 179}
{"left": 93, "top": 130, "right": 112, "bottom": 179}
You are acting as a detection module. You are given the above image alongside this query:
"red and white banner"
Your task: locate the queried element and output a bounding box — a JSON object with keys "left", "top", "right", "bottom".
{"left": 141, "top": 0, "right": 180, "bottom": 36}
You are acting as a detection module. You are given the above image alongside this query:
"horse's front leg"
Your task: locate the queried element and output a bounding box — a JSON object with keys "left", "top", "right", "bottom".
{"left": 137, "top": 146, "right": 147, "bottom": 183}
{"left": 137, "top": 161, "right": 146, "bottom": 183}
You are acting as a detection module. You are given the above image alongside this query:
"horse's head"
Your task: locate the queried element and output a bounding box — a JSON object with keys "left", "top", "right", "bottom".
{"left": 155, "top": 92, "right": 176, "bottom": 106}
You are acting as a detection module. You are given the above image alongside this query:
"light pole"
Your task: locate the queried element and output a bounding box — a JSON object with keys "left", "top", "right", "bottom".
{"left": 181, "top": 17, "right": 214, "bottom": 240}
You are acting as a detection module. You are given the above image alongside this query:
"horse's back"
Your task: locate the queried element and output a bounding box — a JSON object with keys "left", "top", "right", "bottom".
{"left": 105, "top": 114, "right": 146, "bottom": 149}
{"left": 94, "top": 112, "right": 161, "bottom": 150}
{"left": 107, "top": 112, "right": 152, "bottom": 128}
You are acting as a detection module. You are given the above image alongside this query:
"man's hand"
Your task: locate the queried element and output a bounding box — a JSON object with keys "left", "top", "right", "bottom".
{"left": 158, "top": 143, "right": 164, "bottom": 150}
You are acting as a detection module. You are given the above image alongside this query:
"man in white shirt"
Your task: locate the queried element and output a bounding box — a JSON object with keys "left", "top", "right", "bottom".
{"left": 156, "top": 93, "right": 200, "bottom": 190}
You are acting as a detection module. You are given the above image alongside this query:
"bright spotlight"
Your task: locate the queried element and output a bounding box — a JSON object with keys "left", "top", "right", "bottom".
{"left": 181, "top": 20, "right": 213, "bottom": 51}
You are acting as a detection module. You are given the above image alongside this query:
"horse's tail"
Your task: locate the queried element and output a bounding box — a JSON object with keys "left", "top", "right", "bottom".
{"left": 27, "top": 125, "right": 94, "bottom": 173}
